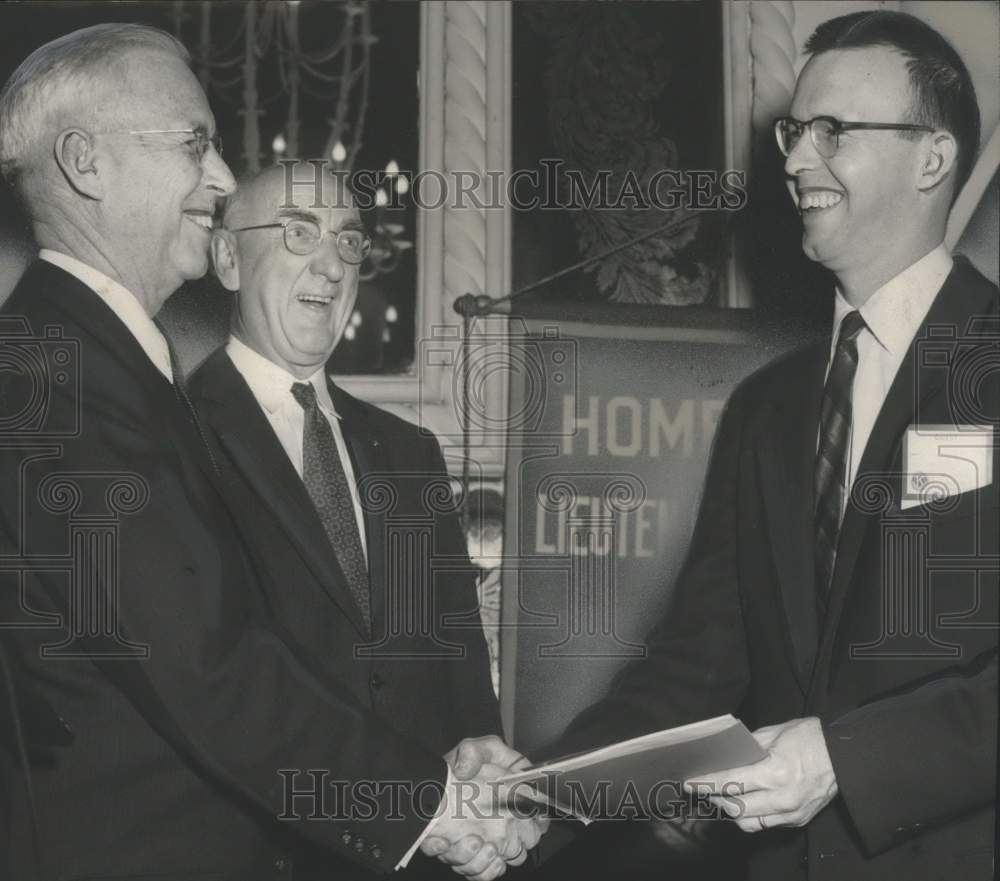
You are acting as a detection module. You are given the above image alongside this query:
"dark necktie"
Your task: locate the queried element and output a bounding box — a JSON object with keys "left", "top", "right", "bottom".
{"left": 290, "top": 381, "right": 371, "bottom": 629}
{"left": 814, "top": 310, "right": 867, "bottom": 610}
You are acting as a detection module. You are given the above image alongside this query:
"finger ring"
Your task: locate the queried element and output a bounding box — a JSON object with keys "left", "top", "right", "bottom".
{"left": 758, "top": 816, "right": 768, "bottom": 831}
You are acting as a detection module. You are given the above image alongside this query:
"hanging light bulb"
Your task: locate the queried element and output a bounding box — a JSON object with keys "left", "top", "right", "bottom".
{"left": 375, "top": 188, "right": 389, "bottom": 208}
{"left": 272, "top": 134, "right": 287, "bottom": 155}
{"left": 331, "top": 140, "right": 347, "bottom": 163}
{"left": 344, "top": 325, "right": 356, "bottom": 341}
{"left": 396, "top": 174, "right": 409, "bottom": 195}
{"left": 385, "top": 306, "right": 398, "bottom": 324}
{"left": 350, "top": 310, "right": 363, "bottom": 328}
{"left": 385, "top": 159, "right": 400, "bottom": 176}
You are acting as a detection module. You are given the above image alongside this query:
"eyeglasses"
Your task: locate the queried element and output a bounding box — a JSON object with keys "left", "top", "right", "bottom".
{"left": 108, "top": 128, "right": 223, "bottom": 163}
{"left": 229, "top": 217, "right": 373, "bottom": 264}
{"left": 774, "top": 116, "right": 935, "bottom": 158}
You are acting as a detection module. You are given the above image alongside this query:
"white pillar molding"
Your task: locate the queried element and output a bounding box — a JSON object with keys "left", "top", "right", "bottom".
{"left": 749, "top": 0, "right": 798, "bottom": 139}
{"left": 720, "top": 0, "right": 798, "bottom": 308}
{"left": 434, "top": 0, "right": 511, "bottom": 472}
{"left": 723, "top": 1, "right": 754, "bottom": 307}
{"left": 336, "top": 1, "right": 512, "bottom": 476}
{"left": 443, "top": 0, "right": 489, "bottom": 316}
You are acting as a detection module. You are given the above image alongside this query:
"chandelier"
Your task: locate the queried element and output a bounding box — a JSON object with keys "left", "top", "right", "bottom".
{"left": 171, "top": 0, "right": 412, "bottom": 279}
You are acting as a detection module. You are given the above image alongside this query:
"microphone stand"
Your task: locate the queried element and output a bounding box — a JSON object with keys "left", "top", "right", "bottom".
{"left": 449, "top": 211, "right": 706, "bottom": 532}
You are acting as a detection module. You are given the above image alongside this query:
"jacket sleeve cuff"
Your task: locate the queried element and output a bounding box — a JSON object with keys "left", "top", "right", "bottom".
{"left": 396, "top": 765, "right": 454, "bottom": 869}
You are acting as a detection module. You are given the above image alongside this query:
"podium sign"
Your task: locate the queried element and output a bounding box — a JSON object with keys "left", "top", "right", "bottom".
{"left": 500, "top": 307, "right": 812, "bottom": 753}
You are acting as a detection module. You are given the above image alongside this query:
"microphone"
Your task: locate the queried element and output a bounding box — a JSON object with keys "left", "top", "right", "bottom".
{"left": 452, "top": 293, "right": 512, "bottom": 318}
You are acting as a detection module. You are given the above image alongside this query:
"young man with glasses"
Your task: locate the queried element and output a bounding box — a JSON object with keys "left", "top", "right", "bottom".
{"left": 536, "top": 11, "right": 997, "bottom": 881}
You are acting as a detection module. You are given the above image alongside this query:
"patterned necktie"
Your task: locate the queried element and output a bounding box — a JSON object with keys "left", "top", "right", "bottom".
{"left": 814, "top": 310, "right": 867, "bottom": 610}
{"left": 290, "top": 381, "right": 371, "bottom": 629}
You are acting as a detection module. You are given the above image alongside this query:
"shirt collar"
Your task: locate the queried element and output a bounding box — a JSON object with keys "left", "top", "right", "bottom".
{"left": 39, "top": 248, "right": 173, "bottom": 382}
{"left": 226, "top": 335, "right": 339, "bottom": 419}
{"left": 832, "top": 243, "right": 952, "bottom": 357}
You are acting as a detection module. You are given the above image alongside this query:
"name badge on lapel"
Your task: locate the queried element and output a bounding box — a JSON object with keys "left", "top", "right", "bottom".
{"left": 902, "top": 424, "right": 994, "bottom": 510}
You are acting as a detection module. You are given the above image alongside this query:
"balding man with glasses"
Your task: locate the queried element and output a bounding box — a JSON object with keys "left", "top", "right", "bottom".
{"left": 542, "top": 11, "right": 997, "bottom": 881}
{"left": 189, "top": 162, "right": 548, "bottom": 880}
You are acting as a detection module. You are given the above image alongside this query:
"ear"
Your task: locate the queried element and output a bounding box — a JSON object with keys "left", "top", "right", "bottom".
{"left": 917, "top": 130, "right": 958, "bottom": 193}
{"left": 211, "top": 229, "right": 241, "bottom": 292}
{"left": 53, "top": 129, "right": 103, "bottom": 200}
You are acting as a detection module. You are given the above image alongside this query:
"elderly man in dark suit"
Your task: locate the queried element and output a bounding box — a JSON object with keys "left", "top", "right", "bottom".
{"left": 0, "top": 24, "right": 538, "bottom": 881}
{"left": 532, "top": 11, "right": 997, "bottom": 881}
{"left": 191, "top": 162, "right": 547, "bottom": 878}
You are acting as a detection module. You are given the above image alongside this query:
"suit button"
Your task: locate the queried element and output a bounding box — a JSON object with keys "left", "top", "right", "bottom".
{"left": 371, "top": 845, "right": 382, "bottom": 860}
{"left": 341, "top": 830, "right": 353, "bottom": 845}
{"left": 273, "top": 858, "right": 287, "bottom": 870}
{"left": 371, "top": 673, "right": 385, "bottom": 691}
{"left": 354, "top": 837, "right": 366, "bottom": 853}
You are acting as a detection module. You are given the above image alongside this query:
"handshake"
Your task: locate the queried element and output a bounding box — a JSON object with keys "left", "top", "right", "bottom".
{"left": 420, "top": 736, "right": 550, "bottom": 881}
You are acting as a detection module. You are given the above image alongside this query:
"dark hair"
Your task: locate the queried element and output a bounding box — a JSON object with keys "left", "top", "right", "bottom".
{"left": 805, "top": 11, "right": 980, "bottom": 196}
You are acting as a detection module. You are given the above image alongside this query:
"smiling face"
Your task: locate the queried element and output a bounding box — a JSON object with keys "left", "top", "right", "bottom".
{"left": 222, "top": 168, "right": 363, "bottom": 378}
{"left": 97, "top": 49, "right": 235, "bottom": 311}
{"left": 785, "top": 47, "right": 936, "bottom": 297}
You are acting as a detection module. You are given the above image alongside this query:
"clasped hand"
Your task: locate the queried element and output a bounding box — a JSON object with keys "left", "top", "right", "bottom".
{"left": 420, "top": 736, "right": 550, "bottom": 880}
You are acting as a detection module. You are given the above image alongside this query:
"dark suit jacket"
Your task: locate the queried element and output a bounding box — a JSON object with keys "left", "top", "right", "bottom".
{"left": 0, "top": 261, "right": 467, "bottom": 880}
{"left": 555, "top": 257, "right": 999, "bottom": 881}
{"left": 187, "top": 348, "right": 502, "bottom": 877}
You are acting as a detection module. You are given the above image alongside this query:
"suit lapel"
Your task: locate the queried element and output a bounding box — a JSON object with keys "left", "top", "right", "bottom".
{"left": 26, "top": 262, "right": 219, "bottom": 488}
{"left": 755, "top": 345, "right": 827, "bottom": 692}
{"left": 199, "top": 353, "right": 370, "bottom": 637}
{"left": 818, "top": 258, "right": 996, "bottom": 663}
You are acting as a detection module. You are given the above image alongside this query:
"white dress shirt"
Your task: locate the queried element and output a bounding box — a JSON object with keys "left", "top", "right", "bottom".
{"left": 226, "top": 336, "right": 368, "bottom": 564}
{"left": 39, "top": 249, "right": 174, "bottom": 382}
{"left": 828, "top": 243, "right": 953, "bottom": 506}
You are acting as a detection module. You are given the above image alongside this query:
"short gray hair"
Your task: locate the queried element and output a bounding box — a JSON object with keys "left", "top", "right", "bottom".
{"left": 0, "top": 23, "right": 189, "bottom": 188}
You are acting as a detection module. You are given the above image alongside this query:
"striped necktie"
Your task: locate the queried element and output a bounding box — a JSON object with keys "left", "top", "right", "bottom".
{"left": 290, "top": 381, "right": 371, "bottom": 630}
{"left": 814, "top": 310, "right": 866, "bottom": 611}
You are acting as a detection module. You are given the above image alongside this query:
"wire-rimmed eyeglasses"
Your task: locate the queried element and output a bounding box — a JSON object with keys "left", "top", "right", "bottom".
{"left": 100, "top": 128, "right": 223, "bottom": 163}
{"left": 229, "top": 217, "right": 373, "bottom": 264}
{"left": 774, "top": 116, "right": 935, "bottom": 159}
